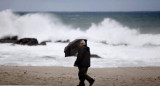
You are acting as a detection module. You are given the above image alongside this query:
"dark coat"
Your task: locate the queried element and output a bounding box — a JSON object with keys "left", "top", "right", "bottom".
{"left": 74, "top": 46, "right": 91, "bottom": 67}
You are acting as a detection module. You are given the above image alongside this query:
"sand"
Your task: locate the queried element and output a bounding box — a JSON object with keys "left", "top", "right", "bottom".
{"left": 0, "top": 66, "right": 160, "bottom": 86}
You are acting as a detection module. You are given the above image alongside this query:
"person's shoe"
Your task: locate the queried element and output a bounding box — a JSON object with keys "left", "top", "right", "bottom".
{"left": 77, "top": 82, "right": 85, "bottom": 86}
{"left": 89, "top": 79, "right": 95, "bottom": 86}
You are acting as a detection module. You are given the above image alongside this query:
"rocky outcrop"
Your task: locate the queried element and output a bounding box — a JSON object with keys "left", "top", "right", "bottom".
{"left": 56, "top": 39, "right": 70, "bottom": 43}
{"left": 101, "top": 41, "right": 128, "bottom": 46}
{"left": 0, "top": 36, "right": 18, "bottom": 43}
{"left": 39, "top": 40, "right": 52, "bottom": 45}
{"left": 39, "top": 41, "right": 47, "bottom": 45}
{"left": 15, "top": 38, "right": 39, "bottom": 46}
{"left": 91, "top": 54, "right": 101, "bottom": 58}
{"left": 0, "top": 36, "right": 48, "bottom": 46}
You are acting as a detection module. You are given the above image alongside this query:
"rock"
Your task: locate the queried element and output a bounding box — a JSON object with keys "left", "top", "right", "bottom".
{"left": 0, "top": 36, "right": 18, "bottom": 43}
{"left": 143, "top": 43, "right": 160, "bottom": 47}
{"left": 0, "top": 39, "right": 17, "bottom": 43}
{"left": 24, "top": 71, "right": 27, "bottom": 74}
{"left": 101, "top": 41, "right": 108, "bottom": 45}
{"left": 15, "top": 38, "right": 39, "bottom": 46}
{"left": 56, "top": 39, "right": 70, "bottom": 43}
{"left": 157, "top": 76, "right": 160, "bottom": 80}
{"left": 112, "top": 43, "right": 128, "bottom": 46}
{"left": 10, "top": 36, "right": 18, "bottom": 40}
{"left": 91, "top": 54, "right": 101, "bottom": 58}
{"left": 101, "top": 41, "right": 128, "bottom": 46}
{"left": 39, "top": 40, "right": 52, "bottom": 45}
{"left": 1, "top": 35, "right": 18, "bottom": 40}
{"left": 39, "top": 41, "right": 46, "bottom": 45}
{"left": 42, "top": 40, "right": 52, "bottom": 43}
{"left": 0, "top": 36, "right": 48, "bottom": 46}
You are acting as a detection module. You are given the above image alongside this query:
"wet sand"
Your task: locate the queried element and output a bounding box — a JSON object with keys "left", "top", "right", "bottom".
{"left": 0, "top": 66, "right": 160, "bottom": 86}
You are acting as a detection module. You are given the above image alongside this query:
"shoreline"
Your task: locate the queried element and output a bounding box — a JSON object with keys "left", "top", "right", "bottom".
{"left": 0, "top": 66, "right": 160, "bottom": 86}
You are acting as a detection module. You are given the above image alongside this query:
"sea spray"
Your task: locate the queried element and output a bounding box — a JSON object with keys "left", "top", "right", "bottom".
{"left": 86, "top": 18, "right": 160, "bottom": 46}
{"left": 0, "top": 9, "right": 160, "bottom": 46}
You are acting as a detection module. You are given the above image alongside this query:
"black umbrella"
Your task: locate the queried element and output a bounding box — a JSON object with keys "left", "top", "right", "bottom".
{"left": 64, "top": 39, "right": 87, "bottom": 57}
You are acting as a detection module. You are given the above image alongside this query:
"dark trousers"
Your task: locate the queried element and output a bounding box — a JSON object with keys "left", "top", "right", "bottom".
{"left": 78, "top": 67, "right": 93, "bottom": 86}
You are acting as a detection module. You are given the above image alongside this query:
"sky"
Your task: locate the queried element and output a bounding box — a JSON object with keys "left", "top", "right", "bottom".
{"left": 0, "top": 0, "right": 160, "bottom": 12}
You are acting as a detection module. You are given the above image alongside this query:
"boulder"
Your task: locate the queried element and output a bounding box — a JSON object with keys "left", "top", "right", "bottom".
{"left": 56, "top": 39, "right": 70, "bottom": 43}
{"left": 0, "top": 36, "right": 47, "bottom": 46}
{"left": 0, "top": 36, "right": 18, "bottom": 43}
{"left": 91, "top": 54, "right": 101, "bottom": 58}
{"left": 101, "top": 41, "right": 108, "bottom": 45}
{"left": 16, "top": 38, "right": 38, "bottom": 46}
{"left": 39, "top": 40, "right": 52, "bottom": 45}
{"left": 39, "top": 41, "right": 47, "bottom": 45}
{"left": 42, "top": 40, "right": 52, "bottom": 43}
{"left": 0, "top": 36, "right": 18, "bottom": 40}
{"left": 112, "top": 43, "right": 128, "bottom": 46}
{"left": 100, "top": 41, "right": 128, "bottom": 46}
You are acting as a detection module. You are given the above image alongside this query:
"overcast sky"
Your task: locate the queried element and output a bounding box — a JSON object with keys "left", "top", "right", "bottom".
{"left": 0, "top": 0, "right": 160, "bottom": 12}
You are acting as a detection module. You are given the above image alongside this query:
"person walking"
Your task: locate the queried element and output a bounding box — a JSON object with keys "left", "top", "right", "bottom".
{"left": 74, "top": 40, "right": 95, "bottom": 86}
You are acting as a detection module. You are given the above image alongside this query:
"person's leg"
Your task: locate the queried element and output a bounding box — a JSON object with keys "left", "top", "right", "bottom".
{"left": 78, "top": 67, "right": 85, "bottom": 86}
{"left": 84, "top": 67, "right": 95, "bottom": 86}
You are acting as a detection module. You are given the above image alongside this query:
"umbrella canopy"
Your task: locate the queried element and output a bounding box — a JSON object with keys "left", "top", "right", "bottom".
{"left": 64, "top": 39, "right": 87, "bottom": 57}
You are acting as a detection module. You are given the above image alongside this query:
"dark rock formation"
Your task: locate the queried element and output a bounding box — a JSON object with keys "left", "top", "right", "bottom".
{"left": 56, "top": 39, "right": 70, "bottom": 43}
{"left": 101, "top": 41, "right": 108, "bottom": 45}
{"left": 15, "top": 38, "right": 39, "bottom": 46}
{"left": 112, "top": 43, "right": 128, "bottom": 46}
{"left": 39, "top": 40, "right": 52, "bottom": 45}
{"left": 100, "top": 41, "right": 128, "bottom": 46}
{"left": 0, "top": 36, "right": 18, "bottom": 43}
{"left": 39, "top": 41, "right": 47, "bottom": 45}
{"left": 91, "top": 54, "right": 101, "bottom": 58}
{"left": 143, "top": 43, "right": 160, "bottom": 47}
{"left": 1, "top": 36, "right": 18, "bottom": 40}
{"left": 42, "top": 40, "right": 52, "bottom": 43}
{"left": 0, "top": 36, "right": 48, "bottom": 46}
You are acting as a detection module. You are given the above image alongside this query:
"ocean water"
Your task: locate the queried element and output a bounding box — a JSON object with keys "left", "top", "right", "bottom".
{"left": 0, "top": 9, "right": 160, "bottom": 67}
{"left": 18, "top": 11, "right": 160, "bottom": 34}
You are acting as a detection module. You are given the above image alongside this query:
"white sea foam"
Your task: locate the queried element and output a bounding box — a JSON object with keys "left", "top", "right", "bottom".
{"left": 0, "top": 10, "right": 160, "bottom": 67}
{"left": 0, "top": 42, "right": 160, "bottom": 68}
{"left": 1, "top": 9, "right": 160, "bottom": 46}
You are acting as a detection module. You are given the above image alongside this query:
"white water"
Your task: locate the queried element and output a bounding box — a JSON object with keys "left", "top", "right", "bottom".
{"left": 1, "top": 10, "right": 160, "bottom": 46}
{"left": 0, "top": 42, "right": 160, "bottom": 68}
{"left": 0, "top": 10, "right": 160, "bottom": 67}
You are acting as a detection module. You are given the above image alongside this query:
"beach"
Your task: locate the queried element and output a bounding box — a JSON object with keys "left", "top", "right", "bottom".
{"left": 0, "top": 66, "right": 160, "bottom": 86}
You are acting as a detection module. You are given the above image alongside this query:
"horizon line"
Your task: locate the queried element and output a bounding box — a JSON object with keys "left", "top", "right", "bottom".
{"left": 13, "top": 10, "right": 160, "bottom": 13}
